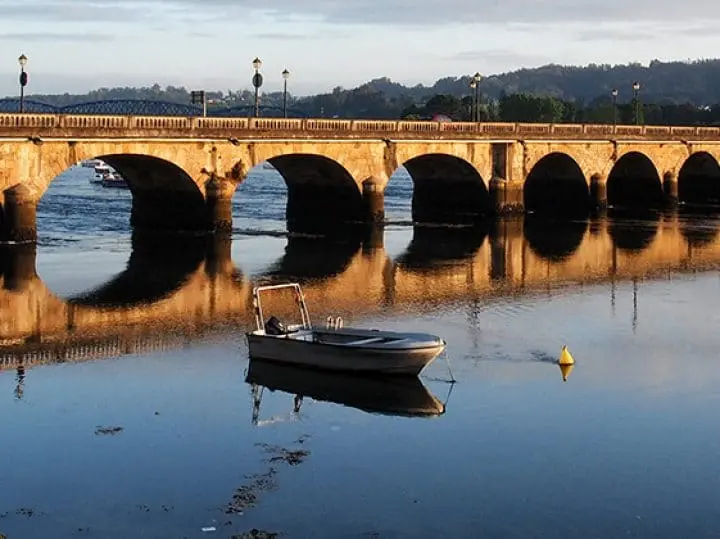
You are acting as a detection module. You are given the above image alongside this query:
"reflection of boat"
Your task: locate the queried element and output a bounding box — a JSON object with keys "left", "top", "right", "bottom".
{"left": 100, "top": 172, "right": 128, "bottom": 189}
{"left": 246, "top": 359, "right": 446, "bottom": 420}
{"left": 246, "top": 283, "right": 446, "bottom": 375}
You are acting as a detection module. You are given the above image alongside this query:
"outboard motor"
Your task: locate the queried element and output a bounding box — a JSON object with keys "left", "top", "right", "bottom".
{"left": 264, "top": 316, "right": 287, "bottom": 335}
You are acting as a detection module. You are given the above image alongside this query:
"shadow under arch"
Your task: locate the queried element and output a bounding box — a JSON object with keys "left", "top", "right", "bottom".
{"left": 524, "top": 216, "right": 589, "bottom": 262}
{"left": 266, "top": 154, "right": 363, "bottom": 233}
{"left": 524, "top": 153, "right": 590, "bottom": 217}
{"left": 402, "top": 154, "right": 489, "bottom": 224}
{"left": 678, "top": 152, "right": 720, "bottom": 207}
{"left": 68, "top": 231, "right": 208, "bottom": 307}
{"left": 97, "top": 154, "right": 207, "bottom": 231}
{"left": 607, "top": 212, "right": 661, "bottom": 253}
{"left": 263, "top": 234, "right": 363, "bottom": 282}
{"left": 607, "top": 152, "right": 663, "bottom": 210}
{"left": 395, "top": 223, "right": 490, "bottom": 271}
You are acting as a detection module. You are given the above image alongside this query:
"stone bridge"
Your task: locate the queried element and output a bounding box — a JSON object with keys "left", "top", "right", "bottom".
{"left": 1, "top": 213, "right": 719, "bottom": 370}
{"left": 1, "top": 114, "right": 720, "bottom": 241}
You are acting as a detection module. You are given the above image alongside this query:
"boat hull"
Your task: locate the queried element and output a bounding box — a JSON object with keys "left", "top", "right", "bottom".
{"left": 246, "top": 332, "right": 444, "bottom": 376}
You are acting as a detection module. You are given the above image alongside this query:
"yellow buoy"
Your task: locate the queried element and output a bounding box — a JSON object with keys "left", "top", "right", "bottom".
{"left": 558, "top": 345, "right": 575, "bottom": 366}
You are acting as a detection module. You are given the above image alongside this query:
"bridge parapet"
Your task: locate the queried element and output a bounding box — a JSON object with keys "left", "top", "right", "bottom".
{"left": 3, "top": 113, "right": 720, "bottom": 141}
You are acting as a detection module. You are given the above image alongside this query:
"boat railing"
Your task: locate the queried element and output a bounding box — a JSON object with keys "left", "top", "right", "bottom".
{"left": 326, "top": 316, "right": 343, "bottom": 330}
{"left": 251, "top": 283, "right": 312, "bottom": 332}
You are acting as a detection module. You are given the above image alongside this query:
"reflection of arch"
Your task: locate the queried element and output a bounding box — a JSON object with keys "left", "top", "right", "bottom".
{"left": 396, "top": 224, "right": 489, "bottom": 270}
{"left": 678, "top": 152, "right": 720, "bottom": 206}
{"left": 403, "top": 154, "right": 489, "bottom": 224}
{"left": 607, "top": 152, "right": 663, "bottom": 209}
{"left": 679, "top": 214, "right": 720, "bottom": 248}
{"left": 265, "top": 234, "right": 362, "bottom": 280}
{"left": 524, "top": 153, "right": 589, "bottom": 216}
{"left": 68, "top": 232, "right": 207, "bottom": 307}
{"left": 96, "top": 154, "right": 207, "bottom": 231}
{"left": 266, "top": 154, "right": 362, "bottom": 232}
{"left": 524, "top": 217, "right": 588, "bottom": 262}
{"left": 608, "top": 215, "right": 660, "bottom": 252}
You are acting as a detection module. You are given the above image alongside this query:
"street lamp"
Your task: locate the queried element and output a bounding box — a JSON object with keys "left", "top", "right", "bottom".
{"left": 611, "top": 88, "right": 618, "bottom": 127}
{"left": 632, "top": 81, "right": 641, "bottom": 125}
{"left": 472, "top": 71, "right": 482, "bottom": 122}
{"left": 252, "top": 57, "right": 263, "bottom": 118}
{"left": 18, "top": 54, "right": 28, "bottom": 113}
{"left": 282, "top": 68, "right": 290, "bottom": 118}
{"left": 469, "top": 80, "right": 476, "bottom": 121}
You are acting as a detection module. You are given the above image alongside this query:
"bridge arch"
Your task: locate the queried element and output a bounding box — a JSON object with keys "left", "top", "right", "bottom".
{"left": 524, "top": 153, "right": 589, "bottom": 216}
{"left": 101, "top": 154, "right": 209, "bottom": 231}
{"left": 401, "top": 154, "right": 489, "bottom": 224}
{"left": 607, "top": 152, "right": 663, "bottom": 209}
{"left": 678, "top": 152, "right": 720, "bottom": 207}
{"left": 235, "top": 153, "right": 363, "bottom": 232}
{"left": 36, "top": 154, "right": 213, "bottom": 234}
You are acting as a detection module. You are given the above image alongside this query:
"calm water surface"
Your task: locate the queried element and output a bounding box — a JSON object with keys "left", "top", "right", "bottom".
{"left": 2, "top": 166, "right": 720, "bottom": 538}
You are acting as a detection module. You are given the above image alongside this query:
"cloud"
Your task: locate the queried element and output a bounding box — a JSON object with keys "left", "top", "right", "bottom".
{"left": 0, "top": 32, "right": 115, "bottom": 42}
{"left": 248, "top": 32, "right": 316, "bottom": 41}
{"left": 0, "top": 1, "right": 144, "bottom": 23}
{"left": 451, "top": 48, "right": 551, "bottom": 67}
{"left": 8, "top": 0, "right": 720, "bottom": 27}
{"left": 574, "top": 27, "right": 658, "bottom": 43}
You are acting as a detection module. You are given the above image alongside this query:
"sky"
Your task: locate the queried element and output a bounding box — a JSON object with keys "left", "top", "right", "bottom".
{"left": 0, "top": 0, "right": 718, "bottom": 97}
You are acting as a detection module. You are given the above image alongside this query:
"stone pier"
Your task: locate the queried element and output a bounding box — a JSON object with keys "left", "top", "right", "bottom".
{"left": 1, "top": 185, "right": 37, "bottom": 243}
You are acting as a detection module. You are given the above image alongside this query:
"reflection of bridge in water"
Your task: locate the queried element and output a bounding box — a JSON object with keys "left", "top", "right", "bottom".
{"left": 2, "top": 212, "right": 720, "bottom": 370}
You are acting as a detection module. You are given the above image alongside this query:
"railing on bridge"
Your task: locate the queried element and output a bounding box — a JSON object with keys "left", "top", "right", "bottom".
{"left": 1, "top": 112, "right": 720, "bottom": 140}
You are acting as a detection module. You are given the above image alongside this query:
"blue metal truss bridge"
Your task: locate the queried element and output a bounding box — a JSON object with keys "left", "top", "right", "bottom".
{"left": 0, "top": 98, "right": 307, "bottom": 117}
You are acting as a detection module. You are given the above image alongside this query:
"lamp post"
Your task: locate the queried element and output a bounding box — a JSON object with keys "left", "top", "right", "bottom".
{"left": 469, "top": 80, "right": 476, "bottom": 121}
{"left": 18, "top": 54, "right": 28, "bottom": 113}
{"left": 611, "top": 88, "right": 618, "bottom": 127}
{"left": 252, "top": 57, "right": 263, "bottom": 117}
{"left": 632, "top": 81, "right": 641, "bottom": 125}
{"left": 282, "top": 68, "right": 290, "bottom": 118}
{"left": 472, "top": 71, "right": 482, "bottom": 122}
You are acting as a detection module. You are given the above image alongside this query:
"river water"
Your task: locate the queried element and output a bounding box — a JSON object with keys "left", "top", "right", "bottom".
{"left": 2, "top": 165, "right": 720, "bottom": 538}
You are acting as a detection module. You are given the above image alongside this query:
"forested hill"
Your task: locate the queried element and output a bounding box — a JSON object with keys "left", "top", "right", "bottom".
{"left": 368, "top": 59, "right": 720, "bottom": 105}
{"left": 13, "top": 59, "right": 720, "bottom": 120}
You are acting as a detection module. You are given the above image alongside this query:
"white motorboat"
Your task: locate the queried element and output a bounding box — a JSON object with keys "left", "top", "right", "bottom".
{"left": 100, "top": 172, "right": 128, "bottom": 189}
{"left": 81, "top": 159, "right": 105, "bottom": 168}
{"left": 246, "top": 283, "right": 446, "bottom": 376}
